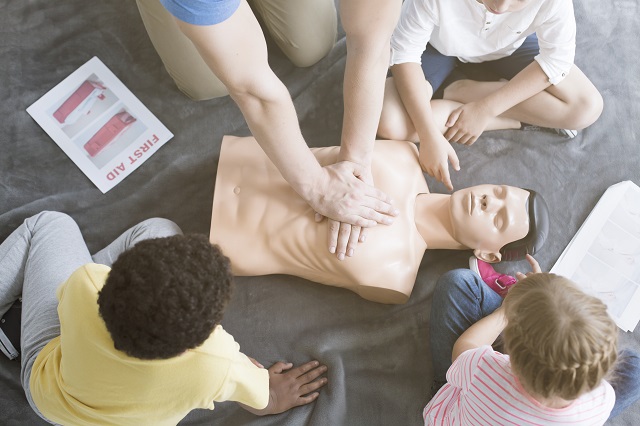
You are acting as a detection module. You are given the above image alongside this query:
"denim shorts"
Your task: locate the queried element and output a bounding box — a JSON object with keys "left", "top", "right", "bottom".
{"left": 421, "top": 34, "right": 540, "bottom": 98}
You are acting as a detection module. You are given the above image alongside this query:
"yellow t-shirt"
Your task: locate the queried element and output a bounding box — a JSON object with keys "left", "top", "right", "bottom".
{"left": 29, "top": 264, "right": 269, "bottom": 425}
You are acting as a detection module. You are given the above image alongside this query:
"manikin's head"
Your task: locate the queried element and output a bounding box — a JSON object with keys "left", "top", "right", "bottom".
{"left": 449, "top": 184, "right": 549, "bottom": 262}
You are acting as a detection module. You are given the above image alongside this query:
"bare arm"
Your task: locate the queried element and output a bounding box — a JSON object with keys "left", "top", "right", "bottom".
{"left": 239, "top": 361, "right": 327, "bottom": 416}
{"left": 391, "top": 62, "right": 459, "bottom": 190}
{"left": 452, "top": 306, "right": 506, "bottom": 362}
{"left": 339, "top": 0, "right": 401, "bottom": 168}
{"left": 314, "top": 0, "right": 402, "bottom": 259}
{"left": 176, "top": 1, "right": 395, "bottom": 227}
{"left": 452, "top": 255, "right": 543, "bottom": 362}
{"left": 444, "top": 62, "right": 551, "bottom": 144}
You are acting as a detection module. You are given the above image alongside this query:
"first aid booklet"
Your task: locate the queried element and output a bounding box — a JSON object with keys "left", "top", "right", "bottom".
{"left": 27, "top": 57, "right": 173, "bottom": 193}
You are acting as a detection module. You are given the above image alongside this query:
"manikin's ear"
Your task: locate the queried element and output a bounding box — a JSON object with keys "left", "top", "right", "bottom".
{"left": 473, "top": 249, "right": 502, "bottom": 263}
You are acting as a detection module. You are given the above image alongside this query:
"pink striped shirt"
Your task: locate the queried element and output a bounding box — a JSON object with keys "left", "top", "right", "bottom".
{"left": 423, "top": 346, "right": 615, "bottom": 426}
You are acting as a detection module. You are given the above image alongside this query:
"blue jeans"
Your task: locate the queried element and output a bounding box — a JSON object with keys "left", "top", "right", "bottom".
{"left": 429, "top": 269, "right": 502, "bottom": 393}
{"left": 429, "top": 269, "right": 640, "bottom": 418}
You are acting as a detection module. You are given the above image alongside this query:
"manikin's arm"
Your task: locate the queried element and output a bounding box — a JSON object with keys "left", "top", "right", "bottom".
{"left": 391, "top": 62, "right": 459, "bottom": 190}
{"left": 239, "top": 360, "right": 328, "bottom": 416}
{"left": 320, "top": 0, "right": 402, "bottom": 260}
{"left": 176, "top": 1, "right": 395, "bottom": 228}
{"left": 444, "top": 62, "right": 552, "bottom": 145}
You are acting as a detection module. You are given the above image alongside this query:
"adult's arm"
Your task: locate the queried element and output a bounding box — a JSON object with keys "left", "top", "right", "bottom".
{"left": 176, "top": 1, "right": 395, "bottom": 227}
{"left": 305, "top": 0, "right": 403, "bottom": 259}
{"left": 338, "top": 0, "right": 401, "bottom": 169}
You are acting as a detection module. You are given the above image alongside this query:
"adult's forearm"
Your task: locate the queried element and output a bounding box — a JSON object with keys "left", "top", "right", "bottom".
{"left": 339, "top": 0, "right": 401, "bottom": 167}
{"left": 230, "top": 77, "right": 322, "bottom": 202}
{"left": 339, "top": 37, "right": 390, "bottom": 167}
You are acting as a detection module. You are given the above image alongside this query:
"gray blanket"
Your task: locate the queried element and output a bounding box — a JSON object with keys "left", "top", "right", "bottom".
{"left": 1, "top": 1, "right": 639, "bottom": 425}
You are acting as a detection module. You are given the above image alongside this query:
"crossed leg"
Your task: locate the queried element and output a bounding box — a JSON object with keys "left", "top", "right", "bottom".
{"left": 443, "top": 64, "right": 603, "bottom": 131}
{"left": 377, "top": 76, "right": 521, "bottom": 142}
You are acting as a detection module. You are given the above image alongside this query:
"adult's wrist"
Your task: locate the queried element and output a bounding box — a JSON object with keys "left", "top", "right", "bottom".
{"left": 293, "top": 164, "right": 326, "bottom": 207}
{"left": 337, "top": 145, "right": 372, "bottom": 170}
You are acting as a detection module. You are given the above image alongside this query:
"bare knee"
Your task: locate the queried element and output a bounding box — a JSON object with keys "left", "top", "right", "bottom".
{"left": 570, "top": 88, "right": 603, "bottom": 130}
{"left": 377, "top": 106, "right": 413, "bottom": 141}
{"left": 377, "top": 114, "right": 397, "bottom": 140}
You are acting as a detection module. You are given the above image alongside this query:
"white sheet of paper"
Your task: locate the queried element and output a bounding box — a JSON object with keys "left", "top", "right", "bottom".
{"left": 551, "top": 181, "right": 640, "bottom": 332}
{"left": 27, "top": 57, "right": 173, "bottom": 193}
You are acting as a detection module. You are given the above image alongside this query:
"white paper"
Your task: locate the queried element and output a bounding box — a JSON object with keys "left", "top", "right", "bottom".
{"left": 551, "top": 181, "right": 640, "bottom": 332}
{"left": 26, "top": 57, "right": 173, "bottom": 193}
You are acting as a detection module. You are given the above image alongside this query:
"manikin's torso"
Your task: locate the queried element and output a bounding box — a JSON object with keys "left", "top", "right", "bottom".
{"left": 210, "top": 136, "right": 429, "bottom": 303}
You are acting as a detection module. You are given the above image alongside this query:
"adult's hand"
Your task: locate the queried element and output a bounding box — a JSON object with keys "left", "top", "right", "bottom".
{"left": 418, "top": 134, "right": 460, "bottom": 191}
{"left": 515, "top": 254, "right": 543, "bottom": 281}
{"left": 444, "top": 101, "right": 494, "bottom": 145}
{"left": 308, "top": 161, "right": 398, "bottom": 228}
{"left": 316, "top": 166, "right": 382, "bottom": 260}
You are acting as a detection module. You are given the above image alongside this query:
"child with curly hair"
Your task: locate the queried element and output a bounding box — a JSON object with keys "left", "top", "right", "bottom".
{"left": 0, "top": 211, "right": 327, "bottom": 425}
{"left": 426, "top": 255, "right": 640, "bottom": 425}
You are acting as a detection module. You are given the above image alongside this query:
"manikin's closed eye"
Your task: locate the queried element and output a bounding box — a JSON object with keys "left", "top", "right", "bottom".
{"left": 494, "top": 212, "right": 505, "bottom": 230}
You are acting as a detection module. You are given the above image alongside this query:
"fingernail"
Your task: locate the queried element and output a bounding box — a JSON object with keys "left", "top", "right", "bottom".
{"left": 360, "top": 234, "right": 366, "bottom": 242}
{"left": 384, "top": 217, "right": 394, "bottom": 225}
{"left": 314, "top": 361, "right": 319, "bottom": 366}
{"left": 347, "top": 249, "right": 354, "bottom": 257}
{"left": 338, "top": 252, "right": 345, "bottom": 261}
{"left": 329, "top": 246, "right": 336, "bottom": 254}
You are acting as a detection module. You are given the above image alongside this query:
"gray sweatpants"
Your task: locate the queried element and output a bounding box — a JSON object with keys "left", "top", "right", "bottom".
{"left": 0, "top": 211, "right": 182, "bottom": 422}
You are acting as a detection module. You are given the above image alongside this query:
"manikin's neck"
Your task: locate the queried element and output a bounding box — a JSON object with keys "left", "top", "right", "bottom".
{"left": 414, "top": 193, "right": 467, "bottom": 250}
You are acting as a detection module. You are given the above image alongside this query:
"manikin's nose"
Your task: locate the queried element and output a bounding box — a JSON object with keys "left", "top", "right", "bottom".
{"left": 480, "top": 195, "right": 502, "bottom": 213}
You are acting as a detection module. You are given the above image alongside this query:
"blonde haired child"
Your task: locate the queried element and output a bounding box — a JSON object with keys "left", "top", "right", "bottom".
{"left": 426, "top": 255, "right": 640, "bottom": 425}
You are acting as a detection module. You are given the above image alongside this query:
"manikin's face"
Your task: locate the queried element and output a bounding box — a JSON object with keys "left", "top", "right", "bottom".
{"left": 449, "top": 185, "right": 529, "bottom": 258}
{"left": 479, "top": 0, "right": 529, "bottom": 15}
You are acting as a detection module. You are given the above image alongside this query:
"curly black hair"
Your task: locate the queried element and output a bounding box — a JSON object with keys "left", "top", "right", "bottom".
{"left": 97, "top": 234, "right": 233, "bottom": 360}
